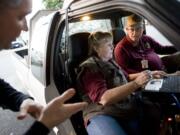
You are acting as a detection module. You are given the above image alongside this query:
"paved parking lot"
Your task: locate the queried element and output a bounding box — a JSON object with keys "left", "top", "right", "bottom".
{"left": 0, "top": 50, "right": 34, "bottom": 135}
{"left": 0, "top": 108, "right": 34, "bottom": 135}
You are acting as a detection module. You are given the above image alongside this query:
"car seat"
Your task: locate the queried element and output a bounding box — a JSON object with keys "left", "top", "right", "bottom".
{"left": 111, "top": 27, "right": 126, "bottom": 47}
{"left": 67, "top": 32, "right": 90, "bottom": 85}
{"left": 66, "top": 32, "right": 90, "bottom": 135}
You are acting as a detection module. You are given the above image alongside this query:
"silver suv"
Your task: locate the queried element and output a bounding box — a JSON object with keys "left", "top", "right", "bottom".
{"left": 13, "top": 0, "right": 180, "bottom": 134}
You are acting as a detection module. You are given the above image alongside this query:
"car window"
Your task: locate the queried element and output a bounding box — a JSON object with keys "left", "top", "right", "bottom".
{"left": 60, "top": 19, "right": 112, "bottom": 53}
{"left": 145, "top": 21, "right": 172, "bottom": 45}
{"left": 69, "top": 19, "right": 111, "bottom": 34}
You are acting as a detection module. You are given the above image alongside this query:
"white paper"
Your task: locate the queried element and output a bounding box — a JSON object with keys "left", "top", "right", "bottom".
{"left": 145, "top": 79, "right": 163, "bottom": 91}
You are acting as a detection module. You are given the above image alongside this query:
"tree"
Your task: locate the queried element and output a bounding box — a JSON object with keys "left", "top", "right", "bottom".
{"left": 43, "top": 0, "right": 64, "bottom": 9}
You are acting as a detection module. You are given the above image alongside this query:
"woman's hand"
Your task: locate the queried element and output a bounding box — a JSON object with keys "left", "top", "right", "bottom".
{"left": 174, "top": 71, "right": 180, "bottom": 76}
{"left": 134, "top": 71, "right": 150, "bottom": 86}
{"left": 151, "top": 70, "right": 167, "bottom": 78}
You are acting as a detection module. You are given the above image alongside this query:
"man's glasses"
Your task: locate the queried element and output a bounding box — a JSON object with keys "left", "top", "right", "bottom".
{"left": 126, "top": 25, "right": 143, "bottom": 32}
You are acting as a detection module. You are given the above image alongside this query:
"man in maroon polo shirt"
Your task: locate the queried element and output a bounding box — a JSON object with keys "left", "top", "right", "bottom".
{"left": 114, "top": 14, "right": 180, "bottom": 135}
{"left": 114, "top": 14, "right": 177, "bottom": 75}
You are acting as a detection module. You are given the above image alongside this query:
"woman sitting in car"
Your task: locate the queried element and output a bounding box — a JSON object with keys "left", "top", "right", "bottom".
{"left": 76, "top": 31, "right": 161, "bottom": 135}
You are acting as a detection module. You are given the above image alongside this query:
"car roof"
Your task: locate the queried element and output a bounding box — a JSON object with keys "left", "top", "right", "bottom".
{"left": 61, "top": 0, "right": 180, "bottom": 50}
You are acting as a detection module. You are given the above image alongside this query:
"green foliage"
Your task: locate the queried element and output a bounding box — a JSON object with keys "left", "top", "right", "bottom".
{"left": 43, "top": 0, "right": 63, "bottom": 9}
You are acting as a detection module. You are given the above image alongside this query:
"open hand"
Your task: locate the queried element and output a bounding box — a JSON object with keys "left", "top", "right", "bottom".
{"left": 38, "top": 88, "right": 88, "bottom": 129}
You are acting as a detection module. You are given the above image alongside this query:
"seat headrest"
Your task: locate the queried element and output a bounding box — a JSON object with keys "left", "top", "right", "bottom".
{"left": 69, "top": 32, "right": 90, "bottom": 62}
{"left": 111, "top": 28, "right": 126, "bottom": 45}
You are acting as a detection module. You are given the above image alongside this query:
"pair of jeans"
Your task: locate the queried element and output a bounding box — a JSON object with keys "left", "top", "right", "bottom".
{"left": 86, "top": 115, "right": 139, "bottom": 135}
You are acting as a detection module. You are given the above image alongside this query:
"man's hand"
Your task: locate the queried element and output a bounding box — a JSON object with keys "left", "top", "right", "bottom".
{"left": 17, "top": 99, "right": 44, "bottom": 120}
{"left": 38, "top": 88, "right": 88, "bottom": 129}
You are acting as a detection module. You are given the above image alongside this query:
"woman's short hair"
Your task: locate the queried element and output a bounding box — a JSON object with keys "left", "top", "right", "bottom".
{"left": 88, "top": 31, "right": 113, "bottom": 56}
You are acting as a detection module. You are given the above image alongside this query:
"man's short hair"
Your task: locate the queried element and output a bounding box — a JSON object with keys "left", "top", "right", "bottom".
{"left": 0, "top": 0, "right": 22, "bottom": 9}
{"left": 126, "top": 14, "right": 144, "bottom": 27}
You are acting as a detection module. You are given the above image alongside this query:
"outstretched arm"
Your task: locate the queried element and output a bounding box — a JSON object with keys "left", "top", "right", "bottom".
{"left": 24, "top": 88, "right": 87, "bottom": 135}
{"left": 38, "top": 88, "right": 87, "bottom": 129}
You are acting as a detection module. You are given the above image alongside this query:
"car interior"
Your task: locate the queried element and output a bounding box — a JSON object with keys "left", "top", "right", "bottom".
{"left": 52, "top": 7, "right": 180, "bottom": 135}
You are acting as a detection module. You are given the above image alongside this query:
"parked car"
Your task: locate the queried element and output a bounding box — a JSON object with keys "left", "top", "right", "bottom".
{"left": 11, "top": 41, "right": 24, "bottom": 49}
{"left": 11, "top": 37, "right": 27, "bottom": 49}
{"left": 11, "top": 0, "right": 180, "bottom": 135}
